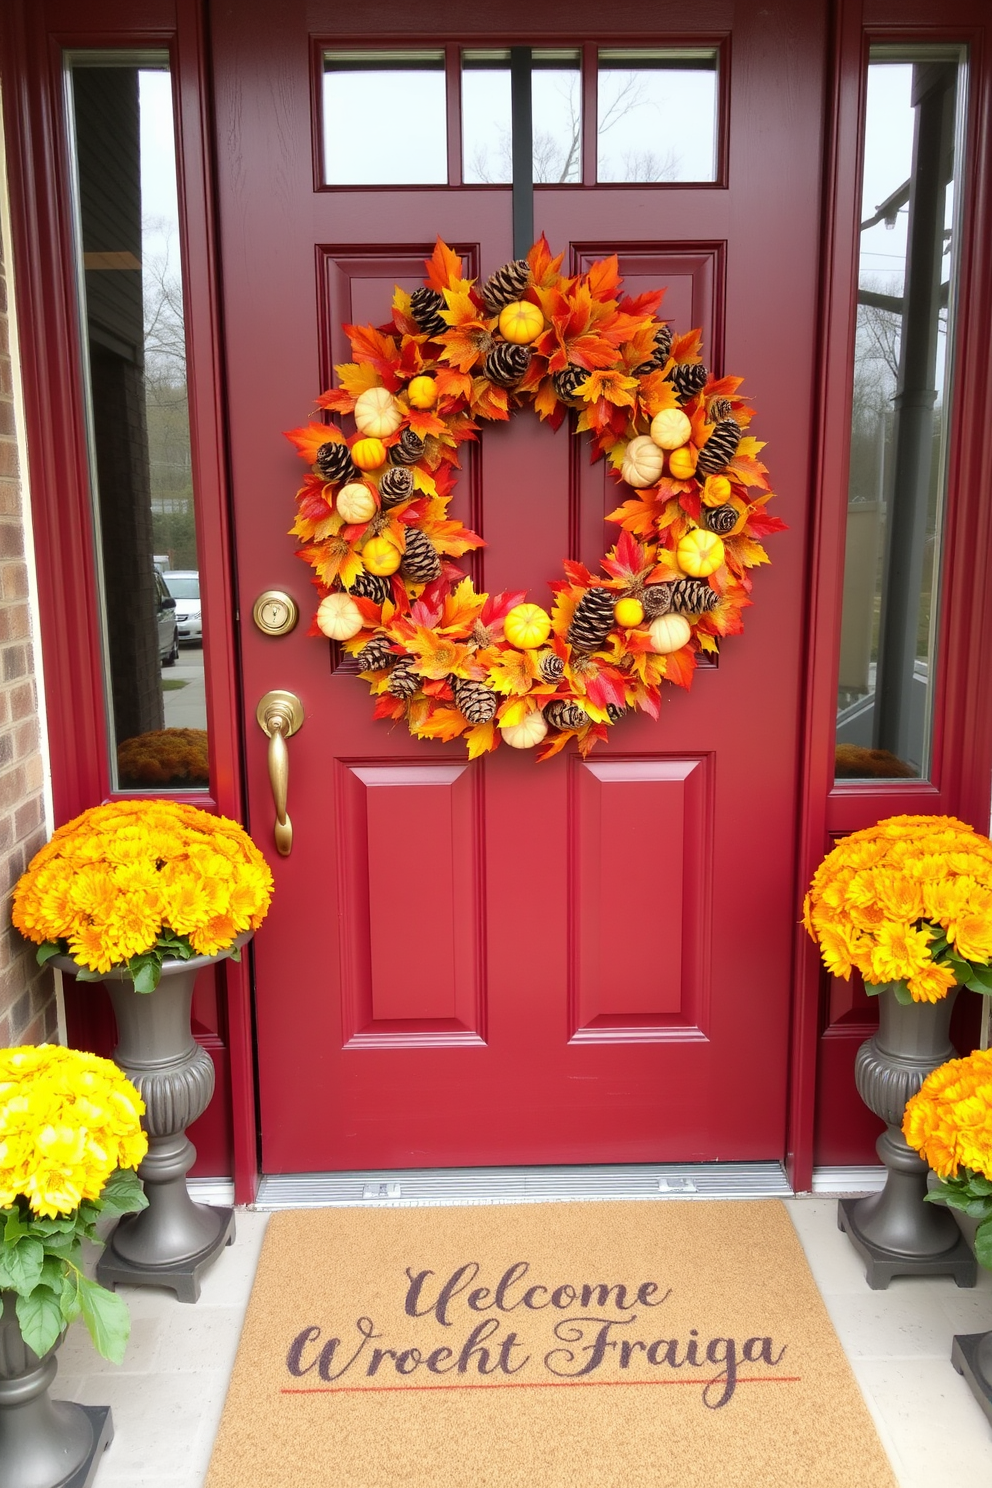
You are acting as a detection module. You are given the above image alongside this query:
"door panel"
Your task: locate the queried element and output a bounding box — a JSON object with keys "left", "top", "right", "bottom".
{"left": 211, "top": 0, "right": 826, "bottom": 1172}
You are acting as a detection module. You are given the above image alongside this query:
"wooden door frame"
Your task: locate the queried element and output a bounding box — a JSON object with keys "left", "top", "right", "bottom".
{"left": 788, "top": 0, "right": 992, "bottom": 1188}
{"left": 2, "top": 0, "right": 991, "bottom": 1194}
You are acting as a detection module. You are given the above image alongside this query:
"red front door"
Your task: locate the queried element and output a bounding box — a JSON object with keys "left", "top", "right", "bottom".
{"left": 211, "top": 0, "right": 826, "bottom": 1173}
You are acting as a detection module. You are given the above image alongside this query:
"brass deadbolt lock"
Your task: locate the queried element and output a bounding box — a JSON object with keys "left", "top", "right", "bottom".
{"left": 253, "top": 590, "right": 299, "bottom": 637}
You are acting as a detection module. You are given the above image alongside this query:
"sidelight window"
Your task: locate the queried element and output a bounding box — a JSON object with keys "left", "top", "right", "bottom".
{"left": 65, "top": 53, "right": 208, "bottom": 791}
{"left": 834, "top": 46, "right": 968, "bottom": 782}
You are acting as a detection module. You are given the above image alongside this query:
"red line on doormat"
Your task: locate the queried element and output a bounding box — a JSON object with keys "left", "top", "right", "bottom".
{"left": 282, "top": 1376, "right": 802, "bottom": 1397}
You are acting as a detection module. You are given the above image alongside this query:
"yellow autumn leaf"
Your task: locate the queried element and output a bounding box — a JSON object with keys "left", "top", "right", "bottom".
{"left": 335, "top": 362, "right": 382, "bottom": 397}
{"left": 486, "top": 649, "right": 541, "bottom": 696}
{"left": 465, "top": 721, "right": 497, "bottom": 758}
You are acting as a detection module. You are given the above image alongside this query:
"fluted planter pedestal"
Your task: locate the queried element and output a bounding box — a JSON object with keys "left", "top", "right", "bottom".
{"left": 0, "top": 1292, "right": 113, "bottom": 1488}
{"left": 838, "top": 985, "right": 977, "bottom": 1289}
{"left": 951, "top": 1330, "right": 992, "bottom": 1428}
{"left": 55, "top": 939, "right": 246, "bottom": 1303}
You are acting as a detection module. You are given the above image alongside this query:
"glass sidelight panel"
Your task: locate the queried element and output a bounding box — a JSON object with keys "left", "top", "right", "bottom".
{"left": 835, "top": 48, "right": 967, "bottom": 782}
{"left": 462, "top": 49, "right": 582, "bottom": 185}
{"left": 66, "top": 55, "right": 208, "bottom": 790}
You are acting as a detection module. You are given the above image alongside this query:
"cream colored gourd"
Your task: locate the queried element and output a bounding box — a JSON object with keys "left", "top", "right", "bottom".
{"left": 647, "top": 613, "right": 692, "bottom": 654}
{"left": 316, "top": 592, "right": 364, "bottom": 641}
{"left": 335, "top": 482, "right": 378, "bottom": 524}
{"left": 621, "top": 435, "right": 665, "bottom": 489}
{"left": 353, "top": 386, "right": 403, "bottom": 438}
{"left": 650, "top": 408, "right": 692, "bottom": 450}
{"left": 500, "top": 711, "right": 549, "bottom": 749}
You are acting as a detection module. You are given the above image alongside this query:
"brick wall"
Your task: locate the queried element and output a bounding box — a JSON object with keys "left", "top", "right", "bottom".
{"left": 0, "top": 215, "right": 56, "bottom": 1049}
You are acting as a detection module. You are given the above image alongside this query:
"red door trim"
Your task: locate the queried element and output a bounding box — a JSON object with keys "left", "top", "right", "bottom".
{"left": 788, "top": 0, "right": 992, "bottom": 1189}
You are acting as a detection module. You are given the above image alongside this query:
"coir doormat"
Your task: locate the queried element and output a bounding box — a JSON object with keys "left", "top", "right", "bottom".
{"left": 205, "top": 1200, "right": 896, "bottom": 1488}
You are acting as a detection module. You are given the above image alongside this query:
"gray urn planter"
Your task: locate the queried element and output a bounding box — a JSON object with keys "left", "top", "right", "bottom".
{"left": 55, "top": 939, "right": 246, "bottom": 1303}
{"left": 838, "top": 985, "right": 977, "bottom": 1289}
{"left": 0, "top": 1291, "right": 112, "bottom": 1488}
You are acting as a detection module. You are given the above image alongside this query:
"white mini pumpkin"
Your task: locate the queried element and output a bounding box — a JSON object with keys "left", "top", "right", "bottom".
{"left": 336, "top": 482, "right": 378, "bottom": 524}
{"left": 621, "top": 435, "right": 665, "bottom": 489}
{"left": 353, "top": 386, "right": 403, "bottom": 439}
{"left": 649, "top": 408, "right": 692, "bottom": 450}
{"left": 316, "top": 592, "right": 364, "bottom": 641}
{"left": 501, "top": 710, "right": 549, "bottom": 749}
{"left": 647, "top": 613, "right": 692, "bottom": 654}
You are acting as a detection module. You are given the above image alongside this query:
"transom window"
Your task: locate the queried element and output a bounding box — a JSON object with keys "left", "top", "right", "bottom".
{"left": 321, "top": 45, "right": 721, "bottom": 187}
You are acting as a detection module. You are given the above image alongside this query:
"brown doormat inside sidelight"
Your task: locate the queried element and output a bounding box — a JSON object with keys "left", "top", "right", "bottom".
{"left": 205, "top": 1199, "right": 897, "bottom": 1488}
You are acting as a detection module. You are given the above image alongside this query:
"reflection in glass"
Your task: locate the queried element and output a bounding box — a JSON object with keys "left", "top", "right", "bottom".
{"left": 596, "top": 50, "right": 718, "bottom": 182}
{"left": 835, "top": 50, "right": 966, "bottom": 781}
{"left": 462, "top": 50, "right": 582, "bottom": 185}
{"left": 323, "top": 52, "right": 447, "bottom": 185}
{"left": 67, "top": 56, "right": 208, "bottom": 789}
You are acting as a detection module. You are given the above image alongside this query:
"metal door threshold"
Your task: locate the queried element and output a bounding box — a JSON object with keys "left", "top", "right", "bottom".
{"left": 254, "top": 1162, "right": 793, "bottom": 1209}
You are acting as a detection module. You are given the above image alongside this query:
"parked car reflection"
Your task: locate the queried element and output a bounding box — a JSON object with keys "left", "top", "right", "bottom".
{"left": 155, "top": 567, "right": 179, "bottom": 667}
{"left": 162, "top": 570, "right": 202, "bottom": 644}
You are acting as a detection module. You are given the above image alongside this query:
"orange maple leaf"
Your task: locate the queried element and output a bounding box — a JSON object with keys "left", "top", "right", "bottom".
{"left": 425, "top": 239, "right": 465, "bottom": 293}
{"left": 285, "top": 423, "right": 336, "bottom": 463}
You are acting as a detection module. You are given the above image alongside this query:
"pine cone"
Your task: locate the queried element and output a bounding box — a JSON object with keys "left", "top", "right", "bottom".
{"left": 668, "top": 362, "right": 709, "bottom": 404}
{"left": 315, "top": 441, "right": 357, "bottom": 483}
{"left": 538, "top": 651, "right": 565, "bottom": 683}
{"left": 669, "top": 578, "right": 719, "bottom": 614}
{"left": 379, "top": 467, "right": 415, "bottom": 507}
{"left": 633, "top": 324, "right": 673, "bottom": 376}
{"left": 707, "top": 397, "right": 734, "bottom": 424}
{"left": 544, "top": 699, "right": 588, "bottom": 732}
{"left": 641, "top": 584, "right": 673, "bottom": 619}
{"left": 400, "top": 526, "right": 442, "bottom": 584}
{"left": 704, "top": 504, "right": 740, "bottom": 536}
{"left": 552, "top": 365, "right": 589, "bottom": 401}
{"left": 606, "top": 703, "right": 627, "bottom": 724}
{"left": 452, "top": 677, "right": 498, "bottom": 724}
{"left": 567, "top": 588, "right": 616, "bottom": 651}
{"left": 696, "top": 418, "right": 742, "bottom": 475}
{"left": 410, "top": 286, "right": 448, "bottom": 338}
{"left": 481, "top": 259, "right": 531, "bottom": 315}
{"left": 386, "top": 656, "right": 420, "bottom": 699}
{"left": 389, "top": 429, "right": 426, "bottom": 466}
{"left": 348, "top": 570, "right": 391, "bottom": 606}
{"left": 354, "top": 635, "right": 395, "bottom": 671}
{"left": 484, "top": 343, "right": 531, "bottom": 387}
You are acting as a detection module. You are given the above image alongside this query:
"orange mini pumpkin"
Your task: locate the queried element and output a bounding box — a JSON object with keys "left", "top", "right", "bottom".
{"left": 504, "top": 603, "right": 552, "bottom": 650}
{"left": 351, "top": 437, "right": 387, "bottom": 471}
{"left": 668, "top": 444, "right": 698, "bottom": 480}
{"left": 614, "top": 597, "right": 645, "bottom": 628}
{"left": 407, "top": 375, "right": 438, "bottom": 410}
{"left": 362, "top": 536, "right": 402, "bottom": 575}
{"left": 498, "top": 300, "right": 545, "bottom": 345}
{"left": 677, "top": 528, "right": 725, "bottom": 578}
{"left": 701, "top": 474, "right": 733, "bottom": 508}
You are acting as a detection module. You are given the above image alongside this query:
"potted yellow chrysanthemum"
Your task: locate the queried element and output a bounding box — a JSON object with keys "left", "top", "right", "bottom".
{"left": 0, "top": 1045, "right": 148, "bottom": 1486}
{"left": 804, "top": 813, "right": 992, "bottom": 1287}
{"left": 903, "top": 1048, "right": 992, "bottom": 1425}
{"left": 12, "top": 799, "right": 274, "bottom": 1302}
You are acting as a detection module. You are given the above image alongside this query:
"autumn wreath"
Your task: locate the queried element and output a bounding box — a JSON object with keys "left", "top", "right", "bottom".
{"left": 286, "top": 238, "right": 783, "bottom": 760}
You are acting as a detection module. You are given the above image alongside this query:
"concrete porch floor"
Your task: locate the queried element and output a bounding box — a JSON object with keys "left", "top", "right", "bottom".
{"left": 51, "top": 1196, "right": 992, "bottom": 1488}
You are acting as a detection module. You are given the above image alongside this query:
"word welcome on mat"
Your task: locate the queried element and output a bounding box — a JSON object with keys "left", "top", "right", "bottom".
{"left": 206, "top": 1200, "right": 897, "bottom": 1488}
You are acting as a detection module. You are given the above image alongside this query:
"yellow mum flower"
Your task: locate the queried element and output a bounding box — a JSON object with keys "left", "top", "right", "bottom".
{"left": 903, "top": 1048, "right": 992, "bottom": 1180}
{"left": 905, "top": 963, "right": 957, "bottom": 1004}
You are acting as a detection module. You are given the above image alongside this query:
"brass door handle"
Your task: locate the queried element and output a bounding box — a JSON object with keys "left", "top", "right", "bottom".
{"left": 256, "top": 691, "right": 304, "bottom": 856}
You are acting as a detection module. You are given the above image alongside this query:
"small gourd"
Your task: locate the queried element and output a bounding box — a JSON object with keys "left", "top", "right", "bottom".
{"left": 498, "top": 300, "right": 545, "bottom": 345}
{"left": 336, "top": 482, "right": 379, "bottom": 524}
{"left": 677, "top": 528, "right": 725, "bottom": 578}
{"left": 407, "top": 375, "right": 438, "bottom": 410}
{"left": 504, "top": 603, "right": 552, "bottom": 650}
{"left": 353, "top": 386, "right": 403, "bottom": 438}
{"left": 614, "top": 597, "right": 645, "bottom": 628}
{"left": 650, "top": 408, "right": 692, "bottom": 450}
{"left": 316, "top": 592, "right": 364, "bottom": 641}
{"left": 620, "top": 435, "right": 665, "bottom": 489}
{"left": 351, "top": 437, "right": 387, "bottom": 471}
{"left": 668, "top": 444, "right": 698, "bottom": 480}
{"left": 701, "top": 474, "right": 733, "bottom": 507}
{"left": 361, "top": 536, "right": 402, "bottom": 576}
{"left": 647, "top": 613, "right": 692, "bottom": 654}
{"left": 501, "top": 710, "right": 549, "bottom": 749}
